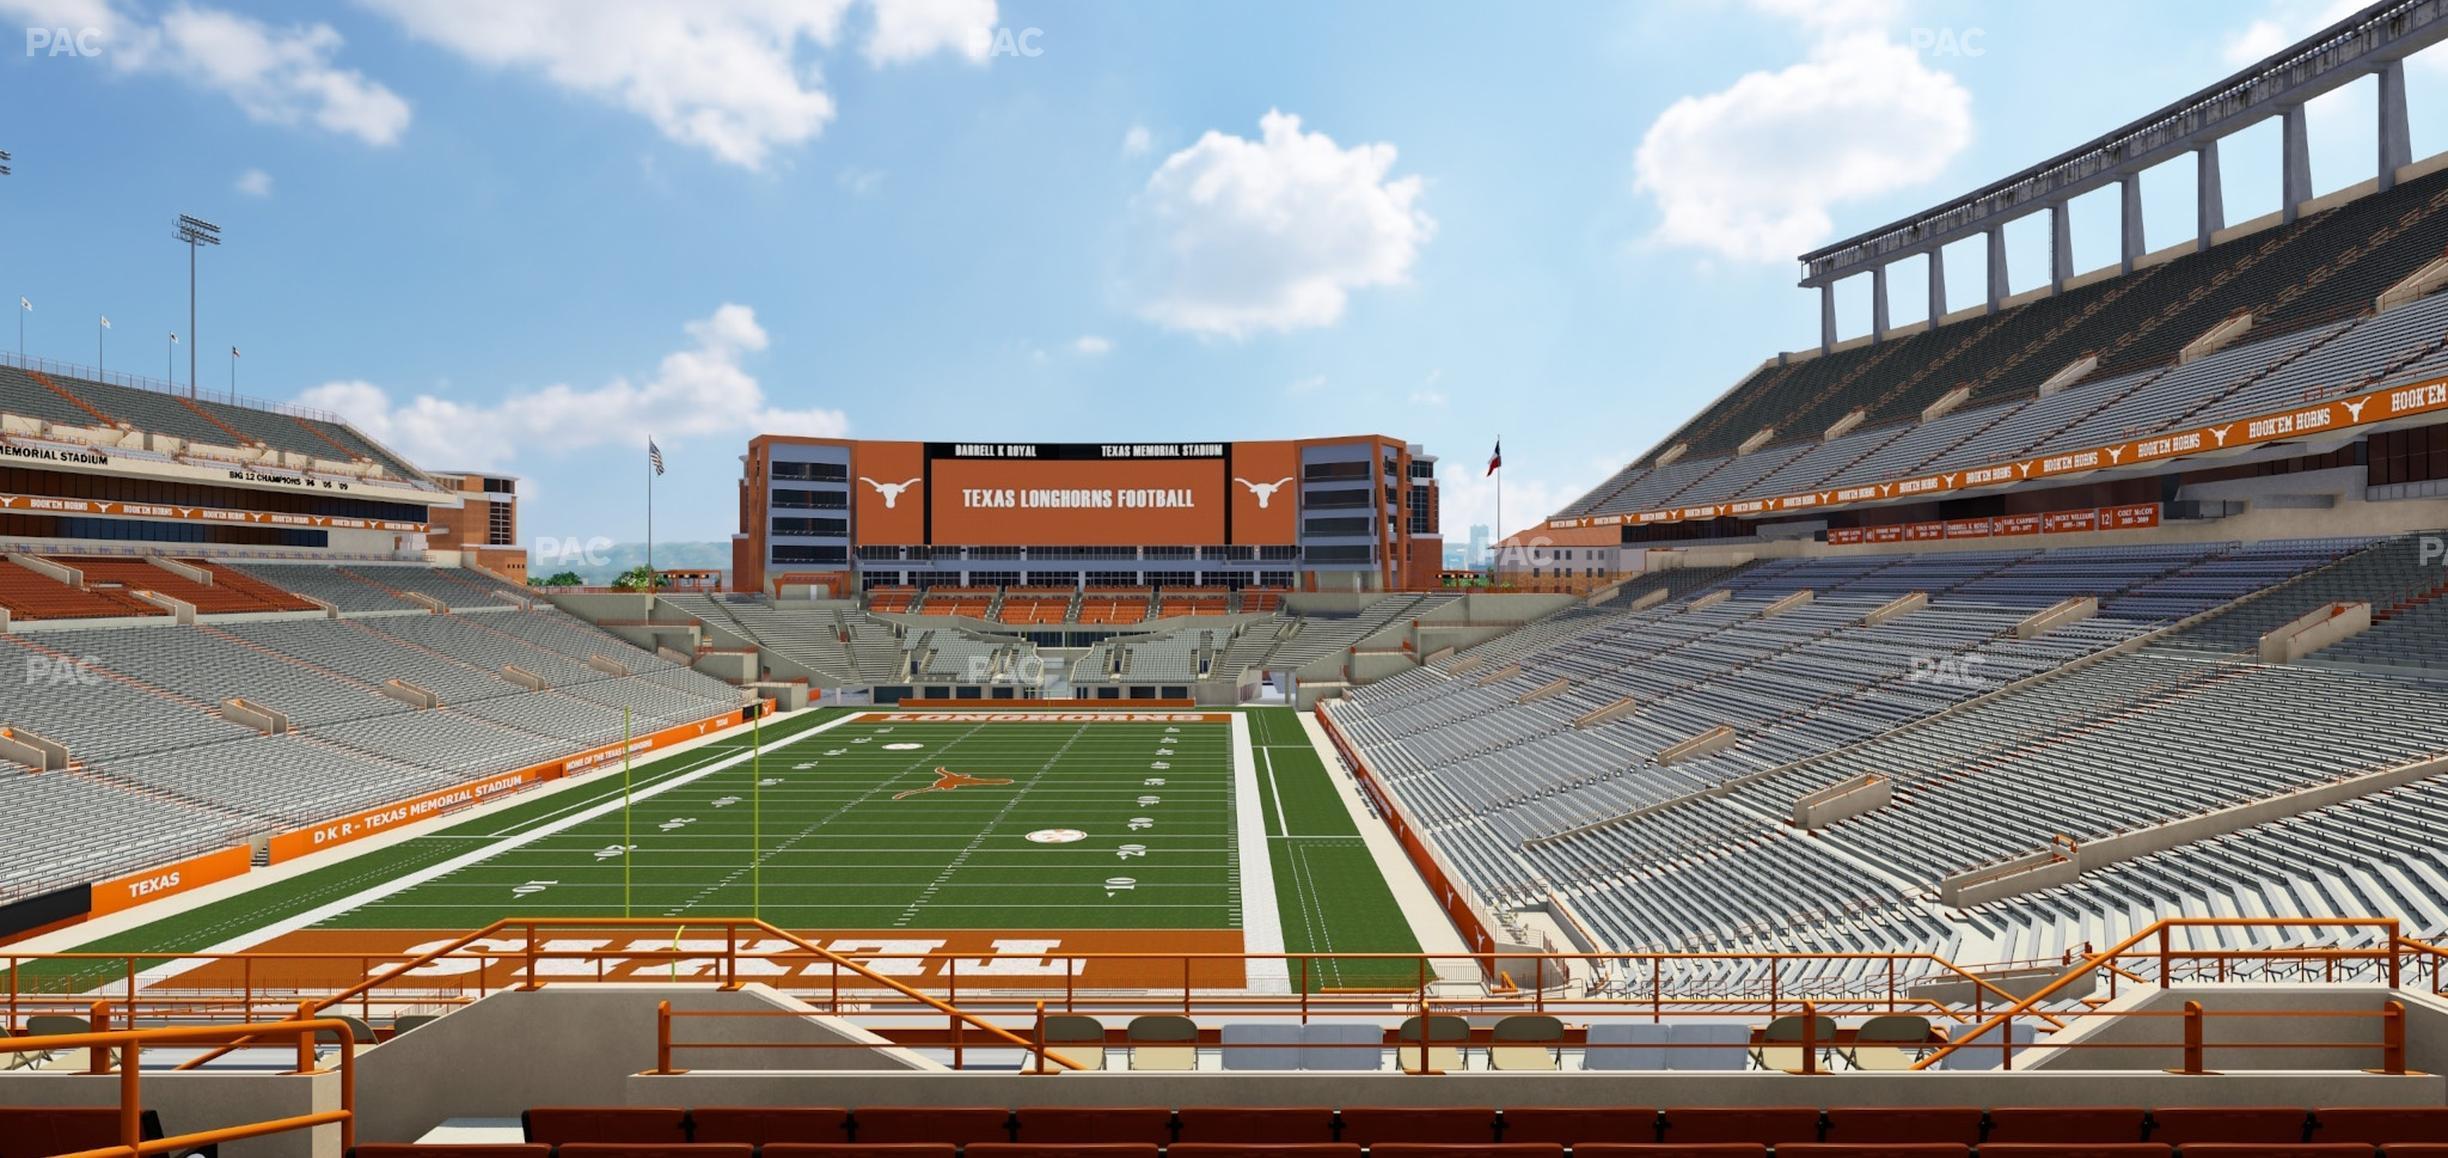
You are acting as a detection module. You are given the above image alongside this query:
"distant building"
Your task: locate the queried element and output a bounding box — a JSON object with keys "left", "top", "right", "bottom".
{"left": 1467, "top": 524, "right": 1491, "bottom": 568}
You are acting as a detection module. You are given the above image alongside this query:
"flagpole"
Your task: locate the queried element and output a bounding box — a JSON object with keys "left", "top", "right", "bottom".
{"left": 623, "top": 705, "right": 634, "bottom": 918}
{"left": 646, "top": 435, "right": 655, "bottom": 587}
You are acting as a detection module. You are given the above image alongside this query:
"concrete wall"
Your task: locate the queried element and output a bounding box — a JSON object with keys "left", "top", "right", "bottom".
{"left": 0, "top": 1071, "right": 339, "bottom": 1158}
{"left": 349, "top": 985, "right": 927, "bottom": 1143}
{"left": 619, "top": 1066, "right": 2444, "bottom": 1108}
{"left": 2027, "top": 984, "right": 2416, "bottom": 1075}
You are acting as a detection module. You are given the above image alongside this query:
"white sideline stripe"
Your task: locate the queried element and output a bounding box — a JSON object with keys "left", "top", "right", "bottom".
{"left": 131, "top": 713, "right": 863, "bottom": 993}
{"left": 1233, "top": 711, "right": 1290, "bottom": 993}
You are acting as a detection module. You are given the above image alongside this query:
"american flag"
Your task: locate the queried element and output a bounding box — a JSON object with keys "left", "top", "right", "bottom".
{"left": 649, "top": 439, "right": 665, "bottom": 476}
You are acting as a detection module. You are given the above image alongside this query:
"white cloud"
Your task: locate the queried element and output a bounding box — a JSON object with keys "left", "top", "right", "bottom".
{"left": 1126, "top": 110, "right": 1434, "bottom": 337}
{"left": 234, "top": 168, "right": 273, "bottom": 197}
{"left": 863, "top": 0, "right": 997, "bottom": 65}
{"left": 2222, "top": 0, "right": 2364, "bottom": 66}
{"left": 361, "top": 0, "right": 994, "bottom": 169}
{"left": 1121, "top": 124, "right": 1152, "bottom": 156}
{"left": 1407, "top": 389, "right": 1447, "bottom": 408}
{"left": 1632, "top": 4, "right": 1972, "bottom": 263}
{"left": 1285, "top": 373, "right": 1328, "bottom": 395}
{"left": 1071, "top": 335, "right": 1113, "bottom": 356}
{"left": 0, "top": 0, "right": 413, "bottom": 146}
{"left": 361, "top": 0, "right": 851, "bottom": 170}
{"left": 298, "top": 304, "right": 847, "bottom": 471}
{"left": 837, "top": 166, "right": 886, "bottom": 195}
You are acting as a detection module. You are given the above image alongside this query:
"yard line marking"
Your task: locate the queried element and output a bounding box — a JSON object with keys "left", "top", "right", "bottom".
{"left": 891, "top": 722, "right": 1088, "bottom": 927}
{"left": 124, "top": 711, "right": 865, "bottom": 993}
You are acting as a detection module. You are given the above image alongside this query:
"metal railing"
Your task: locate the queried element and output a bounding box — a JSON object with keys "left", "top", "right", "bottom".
{"left": 1, "top": 1005, "right": 357, "bottom": 1157}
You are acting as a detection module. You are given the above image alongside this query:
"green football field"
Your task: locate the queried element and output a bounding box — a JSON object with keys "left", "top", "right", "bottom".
{"left": 10, "top": 707, "right": 1426, "bottom": 994}
{"left": 324, "top": 713, "right": 1242, "bottom": 931}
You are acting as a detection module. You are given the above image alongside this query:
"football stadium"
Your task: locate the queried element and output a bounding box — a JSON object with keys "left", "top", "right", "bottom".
{"left": 16, "top": 2, "right": 2448, "bottom": 1157}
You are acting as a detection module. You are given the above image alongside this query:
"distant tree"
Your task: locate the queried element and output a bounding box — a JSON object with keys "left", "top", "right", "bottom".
{"left": 534, "top": 571, "right": 585, "bottom": 587}
{"left": 612, "top": 565, "right": 666, "bottom": 591}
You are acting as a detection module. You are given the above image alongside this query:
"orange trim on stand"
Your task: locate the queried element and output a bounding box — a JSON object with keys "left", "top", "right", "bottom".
{"left": 89, "top": 846, "right": 251, "bottom": 917}
{"left": 266, "top": 708, "right": 749, "bottom": 863}
{"left": 886, "top": 698, "right": 1200, "bottom": 710}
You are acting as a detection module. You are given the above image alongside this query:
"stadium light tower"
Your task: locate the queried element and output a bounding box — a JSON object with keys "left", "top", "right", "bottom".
{"left": 175, "top": 214, "right": 220, "bottom": 398}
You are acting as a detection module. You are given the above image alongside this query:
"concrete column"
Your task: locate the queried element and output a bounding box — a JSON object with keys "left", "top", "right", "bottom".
{"left": 2120, "top": 174, "right": 2145, "bottom": 273}
{"left": 1870, "top": 263, "right": 1890, "bottom": 340}
{"left": 2050, "top": 200, "right": 2073, "bottom": 291}
{"left": 2379, "top": 58, "right": 2412, "bottom": 192}
{"left": 2196, "top": 139, "right": 2225, "bottom": 250}
{"left": 1928, "top": 246, "right": 1948, "bottom": 321}
{"left": 1985, "top": 224, "right": 2009, "bottom": 313}
{"left": 1819, "top": 282, "right": 1837, "bottom": 353}
{"left": 2281, "top": 103, "right": 2312, "bottom": 223}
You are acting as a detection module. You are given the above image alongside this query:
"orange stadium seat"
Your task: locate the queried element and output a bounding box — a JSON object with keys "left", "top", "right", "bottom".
{"left": 1781, "top": 1146, "right": 1968, "bottom": 1158}
{"left": 851, "top": 1108, "right": 1012, "bottom": 1145}
{"left": 1157, "top": 586, "right": 1233, "bottom": 616}
{"left": 1011, "top": 1107, "right": 1175, "bottom": 1145}
{"left": 351, "top": 1147, "right": 552, "bottom": 1158}
{"left": 2150, "top": 1111, "right": 2313, "bottom": 1145}
{"left": 2171, "top": 1148, "right": 2374, "bottom": 1158}
{"left": 761, "top": 1149, "right": 957, "bottom": 1158}
{"left": 916, "top": 587, "right": 996, "bottom": 618}
{"left": 555, "top": 1147, "right": 752, "bottom": 1158}
{"left": 57, "top": 556, "right": 303, "bottom": 614}
{"left": 866, "top": 586, "right": 917, "bottom": 613}
{"left": 1174, "top": 1108, "right": 1339, "bottom": 1145}
{"left": 1495, "top": 1109, "right": 1659, "bottom": 1147}
{"left": 969, "top": 1145, "right": 1158, "bottom": 1158}
{"left": 1239, "top": 587, "right": 1288, "bottom": 612}
{"left": 1977, "top": 1149, "right": 2171, "bottom": 1158}
{"left": 1168, "top": 1146, "right": 1359, "bottom": 1158}
{"left": 996, "top": 588, "right": 1074, "bottom": 624}
{"left": 685, "top": 1107, "right": 851, "bottom": 1145}
{"left": 2313, "top": 1112, "right": 2448, "bottom": 1145}
{"left": 1338, "top": 1108, "right": 1502, "bottom": 1147}
{"left": 1078, "top": 587, "right": 1151, "bottom": 625}
{"left": 0, "top": 1108, "right": 175, "bottom": 1158}
{"left": 181, "top": 559, "right": 322, "bottom": 610}
{"left": 1373, "top": 1146, "right": 1561, "bottom": 1158}
{"left": 1986, "top": 1110, "right": 2153, "bottom": 1145}
{"left": 1657, "top": 1109, "right": 1822, "bottom": 1146}
{"left": 0, "top": 564, "right": 168, "bottom": 620}
{"left": 1573, "top": 1146, "right": 1768, "bottom": 1158}
{"left": 1820, "top": 1108, "right": 1985, "bottom": 1145}
{"left": 523, "top": 1108, "right": 690, "bottom": 1146}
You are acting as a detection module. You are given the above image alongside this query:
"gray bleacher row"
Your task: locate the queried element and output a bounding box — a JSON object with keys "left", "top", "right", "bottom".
{"left": 1559, "top": 290, "right": 2448, "bottom": 520}
{"left": 226, "top": 563, "right": 524, "bottom": 614}
{"left": 0, "top": 363, "right": 429, "bottom": 485}
{"left": 1322, "top": 536, "right": 2392, "bottom": 969}
{"left": 0, "top": 607, "right": 746, "bottom": 898}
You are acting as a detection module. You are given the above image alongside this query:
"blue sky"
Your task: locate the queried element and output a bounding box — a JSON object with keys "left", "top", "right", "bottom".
{"left": 5, "top": 0, "right": 2445, "bottom": 549}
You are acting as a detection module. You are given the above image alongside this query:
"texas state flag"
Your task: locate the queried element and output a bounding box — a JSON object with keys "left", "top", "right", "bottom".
{"left": 1486, "top": 439, "right": 1502, "bottom": 476}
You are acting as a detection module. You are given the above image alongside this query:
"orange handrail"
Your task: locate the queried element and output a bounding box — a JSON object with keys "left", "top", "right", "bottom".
{"left": 8, "top": 1013, "right": 356, "bottom": 1158}
{"left": 171, "top": 917, "right": 1083, "bottom": 1072}
{"left": 1911, "top": 916, "right": 2403, "bottom": 1070}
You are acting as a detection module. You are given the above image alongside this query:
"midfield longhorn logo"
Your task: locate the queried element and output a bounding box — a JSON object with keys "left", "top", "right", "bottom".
{"left": 892, "top": 766, "right": 1015, "bottom": 800}
{"left": 861, "top": 476, "right": 922, "bottom": 508}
